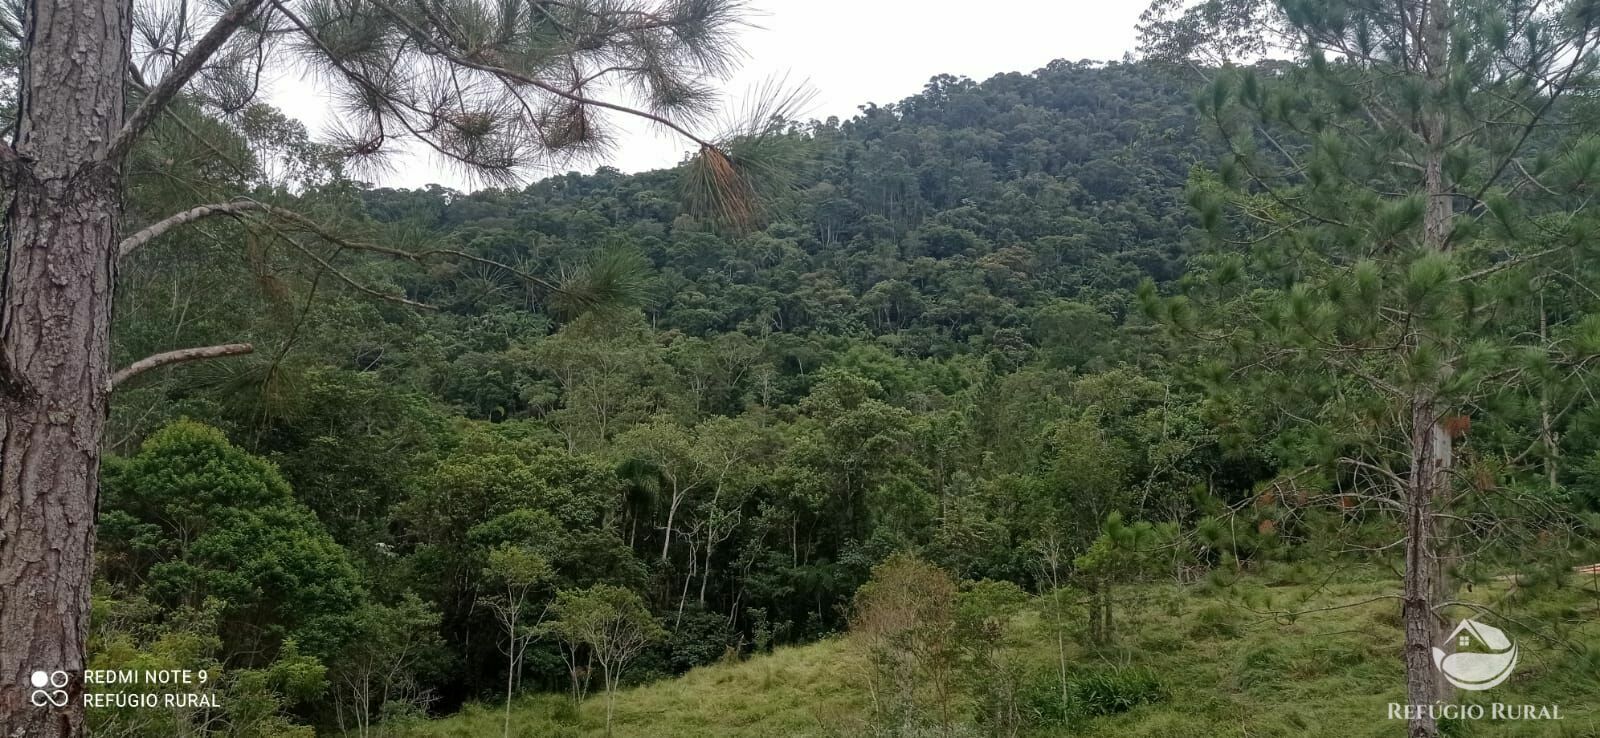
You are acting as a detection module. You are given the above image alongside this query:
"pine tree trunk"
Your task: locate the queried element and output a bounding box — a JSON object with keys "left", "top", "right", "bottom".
{"left": 1403, "top": 397, "right": 1450, "bottom": 738}
{"left": 0, "top": 0, "right": 129, "bottom": 732}
{"left": 1539, "top": 298, "right": 1558, "bottom": 486}
{"left": 1400, "top": 2, "right": 1454, "bottom": 735}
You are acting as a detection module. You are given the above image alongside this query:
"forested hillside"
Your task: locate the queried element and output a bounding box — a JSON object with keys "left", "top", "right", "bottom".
{"left": 91, "top": 42, "right": 1600, "bottom": 738}
{"left": 97, "top": 58, "right": 1252, "bottom": 732}
{"left": 1, "top": 0, "right": 1595, "bottom": 735}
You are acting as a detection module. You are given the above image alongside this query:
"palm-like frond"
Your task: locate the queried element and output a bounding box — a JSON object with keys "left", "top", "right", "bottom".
{"left": 680, "top": 75, "right": 813, "bottom": 229}
{"left": 548, "top": 248, "right": 654, "bottom": 319}
{"left": 185, "top": 352, "right": 308, "bottom": 427}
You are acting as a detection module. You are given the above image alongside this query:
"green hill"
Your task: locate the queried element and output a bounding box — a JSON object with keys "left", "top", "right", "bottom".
{"left": 403, "top": 568, "right": 1600, "bottom": 738}
{"left": 87, "top": 20, "right": 1600, "bottom": 738}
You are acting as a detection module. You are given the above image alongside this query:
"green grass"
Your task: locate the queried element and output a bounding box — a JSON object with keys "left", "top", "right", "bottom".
{"left": 404, "top": 569, "right": 1600, "bottom": 737}
{"left": 400, "top": 640, "right": 866, "bottom": 738}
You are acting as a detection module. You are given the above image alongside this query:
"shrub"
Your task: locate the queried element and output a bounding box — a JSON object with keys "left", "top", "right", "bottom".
{"left": 849, "top": 554, "right": 961, "bottom": 733}
{"left": 100, "top": 420, "right": 364, "bottom": 661}
{"left": 668, "top": 607, "right": 736, "bottom": 672}
{"left": 1020, "top": 672, "right": 1072, "bottom": 727}
{"left": 1021, "top": 666, "right": 1166, "bottom": 725}
{"left": 1069, "top": 667, "right": 1166, "bottom": 716}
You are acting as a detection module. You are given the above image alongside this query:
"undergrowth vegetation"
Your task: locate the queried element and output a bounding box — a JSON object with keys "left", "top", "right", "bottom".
{"left": 406, "top": 566, "right": 1600, "bottom": 737}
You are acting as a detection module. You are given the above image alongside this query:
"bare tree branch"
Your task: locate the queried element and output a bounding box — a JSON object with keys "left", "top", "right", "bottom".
{"left": 119, "top": 200, "right": 268, "bottom": 259}
{"left": 231, "top": 198, "right": 568, "bottom": 294}
{"left": 275, "top": 231, "right": 438, "bottom": 310}
{"left": 1455, "top": 245, "right": 1569, "bottom": 283}
{"left": 110, "top": 343, "right": 255, "bottom": 389}
{"left": 106, "top": 0, "right": 271, "bottom": 161}
{"left": 117, "top": 196, "right": 581, "bottom": 308}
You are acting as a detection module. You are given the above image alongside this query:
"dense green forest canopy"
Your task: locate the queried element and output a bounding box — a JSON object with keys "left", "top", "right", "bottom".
{"left": 93, "top": 51, "right": 1600, "bottom": 736}
{"left": 100, "top": 57, "right": 1234, "bottom": 726}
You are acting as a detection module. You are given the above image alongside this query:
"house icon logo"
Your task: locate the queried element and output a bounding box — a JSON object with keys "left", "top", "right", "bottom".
{"left": 1432, "top": 619, "right": 1517, "bottom": 691}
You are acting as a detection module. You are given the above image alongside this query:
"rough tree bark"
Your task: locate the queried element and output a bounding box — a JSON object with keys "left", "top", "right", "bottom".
{"left": 1403, "top": 398, "right": 1452, "bottom": 738}
{"left": 0, "top": 0, "right": 131, "bottom": 735}
{"left": 1401, "top": 1, "right": 1455, "bottom": 735}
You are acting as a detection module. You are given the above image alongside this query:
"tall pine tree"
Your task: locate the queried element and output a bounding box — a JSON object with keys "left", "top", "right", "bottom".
{"left": 1141, "top": 1, "right": 1600, "bottom": 735}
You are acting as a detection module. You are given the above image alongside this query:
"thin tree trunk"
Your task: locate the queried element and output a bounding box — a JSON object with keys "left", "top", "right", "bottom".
{"left": 1054, "top": 613, "right": 1068, "bottom": 707}
{"left": 1103, "top": 584, "right": 1113, "bottom": 643}
{"left": 1539, "top": 296, "right": 1558, "bottom": 486}
{"left": 675, "top": 538, "right": 697, "bottom": 629}
{"left": 660, "top": 488, "right": 681, "bottom": 563}
{"left": 0, "top": 0, "right": 130, "bottom": 731}
{"left": 1403, "top": 397, "right": 1448, "bottom": 738}
{"left": 1039, "top": 536, "right": 1069, "bottom": 707}
{"left": 603, "top": 669, "right": 617, "bottom": 737}
{"left": 699, "top": 532, "right": 715, "bottom": 605}
{"left": 503, "top": 627, "right": 515, "bottom": 738}
{"left": 1402, "top": 3, "right": 1454, "bottom": 735}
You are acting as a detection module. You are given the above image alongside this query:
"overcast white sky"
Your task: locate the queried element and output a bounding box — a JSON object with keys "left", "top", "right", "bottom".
{"left": 268, "top": 1, "right": 1148, "bottom": 191}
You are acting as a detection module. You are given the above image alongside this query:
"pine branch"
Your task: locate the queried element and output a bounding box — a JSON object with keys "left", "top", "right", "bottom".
{"left": 119, "top": 200, "right": 268, "bottom": 259}
{"left": 124, "top": 60, "right": 255, "bottom": 180}
{"left": 275, "top": 232, "right": 438, "bottom": 311}
{"left": 106, "top": 0, "right": 271, "bottom": 161}
{"left": 1454, "top": 245, "right": 1570, "bottom": 283}
{"left": 110, "top": 343, "right": 256, "bottom": 389}
{"left": 267, "top": 0, "right": 529, "bottom": 178}
{"left": 1459, "top": 30, "right": 1597, "bottom": 238}
{"left": 117, "top": 195, "right": 593, "bottom": 310}
{"left": 231, "top": 198, "right": 567, "bottom": 294}
{"left": 367, "top": 0, "right": 720, "bottom": 151}
{"left": 122, "top": 204, "right": 526, "bottom": 317}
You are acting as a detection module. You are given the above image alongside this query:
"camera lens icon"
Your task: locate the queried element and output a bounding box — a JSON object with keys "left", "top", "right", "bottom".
{"left": 29, "top": 670, "right": 68, "bottom": 707}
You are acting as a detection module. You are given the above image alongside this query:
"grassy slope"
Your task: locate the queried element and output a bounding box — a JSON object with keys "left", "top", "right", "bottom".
{"left": 405, "top": 569, "right": 1600, "bottom": 738}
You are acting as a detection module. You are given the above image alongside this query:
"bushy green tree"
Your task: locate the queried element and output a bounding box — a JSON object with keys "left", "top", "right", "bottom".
{"left": 481, "top": 545, "right": 553, "bottom": 738}
{"left": 1073, "top": 513, "right": 1170, "bottom": 644}
{"left": 541, "top": 585, "right": 665, "bottom": 736}
{"left": 100, "top": 420, "right": 364, "bottom": 663}
{"left": 396, "top": 429, "right": 638, "bottom": 701}
{"left": 954, "top": 580, "right": 1031, "bottom": 738}
{"left": 533, "top": 312, "right": 677, "bottom": 451}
